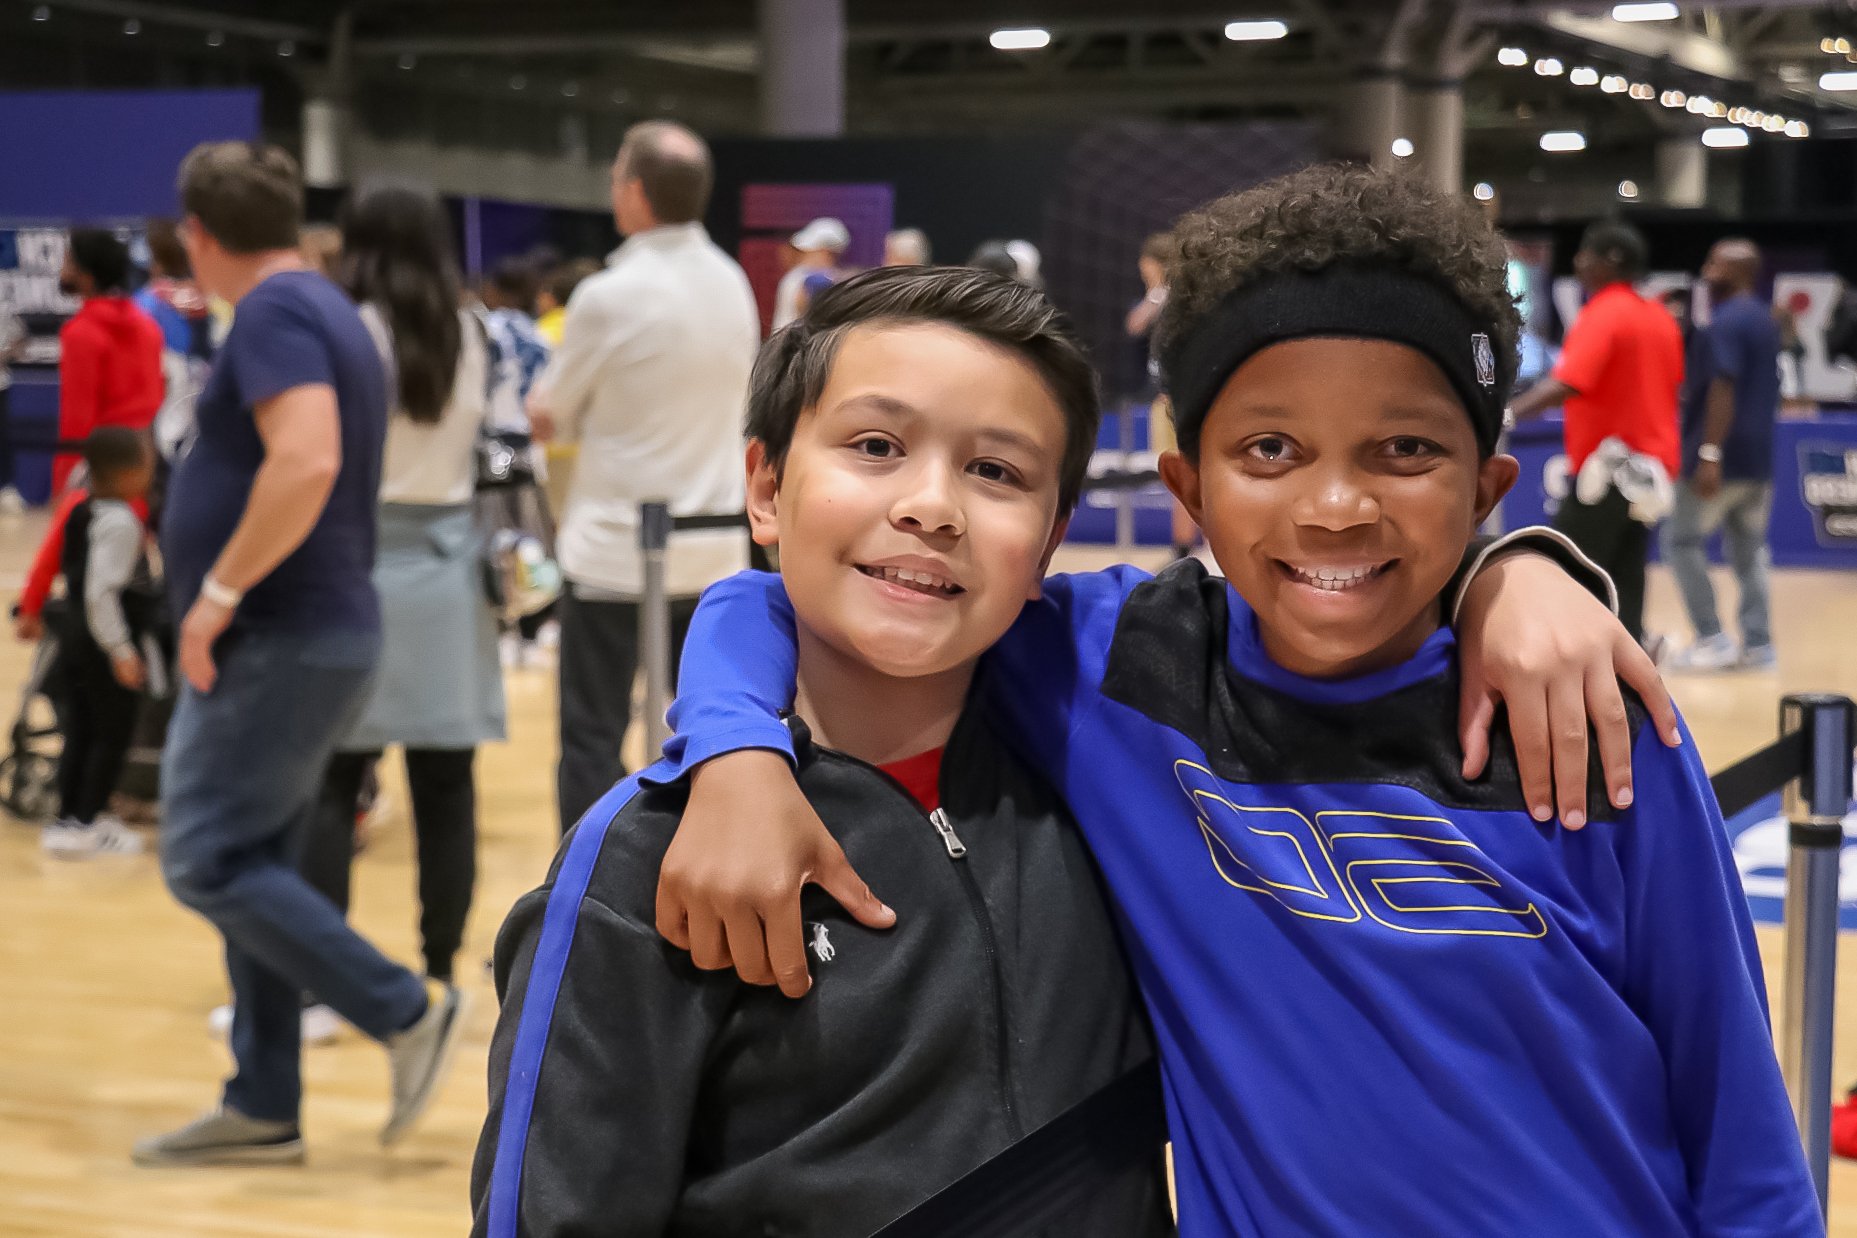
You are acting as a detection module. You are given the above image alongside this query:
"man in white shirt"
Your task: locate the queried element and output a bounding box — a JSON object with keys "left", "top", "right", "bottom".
{"left": 528, "top": 120, "right": 758, "bottom": 833}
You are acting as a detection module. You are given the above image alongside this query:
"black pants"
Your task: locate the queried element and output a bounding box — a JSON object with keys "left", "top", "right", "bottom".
{"left": 555, "top": 586, "right": 696, "bottom": 835}
{"left": 56, "top": 639, "right": 139, "bottom": 825}
{"left": 300, "top": 747, "right": 477, "bottom": 983}
{"left": 1554, "top": 482, "right": 1650, "bottom": 642}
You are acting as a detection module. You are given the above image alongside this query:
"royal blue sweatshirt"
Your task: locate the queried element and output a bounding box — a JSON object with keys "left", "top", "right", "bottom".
{"left": 661, "top": 561, "right": 1821, "bottom": 1237}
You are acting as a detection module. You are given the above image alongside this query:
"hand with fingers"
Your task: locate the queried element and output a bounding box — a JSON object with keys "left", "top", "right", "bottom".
{"left": 656, "top": 749, "right": 895, "bottom": 998}
{"left": 1455, "top": 551, "right": 1681, "bottom": 828}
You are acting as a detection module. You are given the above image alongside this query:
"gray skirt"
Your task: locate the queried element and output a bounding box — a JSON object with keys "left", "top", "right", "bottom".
{"left": 341, "top": 502, "right": 507, "bottom": 751}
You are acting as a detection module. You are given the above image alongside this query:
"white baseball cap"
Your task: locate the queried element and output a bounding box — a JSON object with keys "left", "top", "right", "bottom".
{"left": 791, "top": 217, "right": 850, "bottom": 252}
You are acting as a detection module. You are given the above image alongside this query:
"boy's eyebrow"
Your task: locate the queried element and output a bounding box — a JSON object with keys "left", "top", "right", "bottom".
{"left": 976, "top": 427, "right": 1046, "bottom": 457}
{"left": 832, "top": 393, "right": 920, "bottom": 420}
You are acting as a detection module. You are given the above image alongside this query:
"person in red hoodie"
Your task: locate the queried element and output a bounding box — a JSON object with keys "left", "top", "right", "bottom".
{"left": 54, "top": 230, "right": 164, "bottom": 493}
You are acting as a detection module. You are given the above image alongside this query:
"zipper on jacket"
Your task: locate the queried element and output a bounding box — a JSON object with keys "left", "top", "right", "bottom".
{"left": 815, "top": 748, "right": 1023, "bottom": 1138}
{"left": 928, "top": 807, "right": 967, "bottom": 858}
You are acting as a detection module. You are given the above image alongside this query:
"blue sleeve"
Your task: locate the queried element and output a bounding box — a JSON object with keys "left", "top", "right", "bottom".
{"left": 225, "top": 286, "right": 338, "bottom": 409}
{"left": 1708, "top": 312, "right": 1750, "bottom": 383}
{"left": 1616, "top": 719, "right": 1823, "bottom": 1234}
{"left": 657, "top": 564, "right": 1152, "bottom": 788}
{"left": 659, "top": 571, "right": 801, "bottom": 779}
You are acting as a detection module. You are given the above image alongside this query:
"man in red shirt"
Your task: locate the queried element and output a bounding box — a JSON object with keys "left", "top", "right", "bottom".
{"left": 1511, "top": 221, "right": 1682, "bottom": 641}
{"left": 54, "top": 230, "right": 165, "bottom": 493}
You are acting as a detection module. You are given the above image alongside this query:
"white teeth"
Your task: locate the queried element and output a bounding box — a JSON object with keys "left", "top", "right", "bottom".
{"left": 873, "top": 566, "right": 956, "bottom": 593}
{"left": 1290, "top": 565, "right": 1382, "bottom": 592}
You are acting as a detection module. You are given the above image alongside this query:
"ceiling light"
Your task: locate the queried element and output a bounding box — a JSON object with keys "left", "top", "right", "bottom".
{"left": 1498, "top": 47, "right": 1529, "bottom": 67}
{"left": 1534, "top": 57, "right": 1564, "bottom": 76}
{"left": 1390, "top": 138, "right": 1414, "bottom": 158}
{"left": 1629, "top": 83, "right": 1656, "bottom": 100}
{"left": 989, "top": 27, "right": 1051, "bottom": 50}
{"left": 1540, "top": 130, "right": 1587, "bottom": 152}
{"left": 1660, "top": 89, "right": 1686, "bottom": 107}
{"left": 398, "top": 53, "right": 415, "bottom": 69}
{"left": 1762, "top": 114, "right": 1786, "bottom": 132}
{"left": 277, "top": 39, "right": 293, "bottom": 56}
{"left": 1820, "top": 71, "right": 1857, "bottom": 91}
{"left": 1825, "top": 38, "right": 1839, "bottom": 54}
{"left": 1473, "top": 182, "right": 1496, "bottom": 201}
{"left": 32, "top": 5, "right": 49, "bottom": 20}
{"left": 122, "top": 18, "right": 139, "bottom": 34}
{"left": 1224, "top": 20, "right": 1289, "bottom": 41}
{"left": 509, "top": 74, "right": 526, "bottom": 90}
{"left": 1701, "top": 126, "right": 1749, "bottom": 148}
{"left": 1785, "top": 119, "right": 1811, "bottom": 137}
{"left": 1613, "top": 2, "right": 1679, "bottom": 21}
{"left": 1601, "top": 75, "right": 1629, "bottom": 93}
{"left": 562, "top": 81, "right": 580, "bottom": 97}
{"left": 1839, "top": 38, "right": 1854, "bottom": 55}
{"left": 1685, "top": 95, "right": 1708, "bottom": 113}
{"left": 1570, "top": 66, "right": 1600, "bottom": 86}
{"left": 1779, "top": 64, "right": 1808, "bottom": 83}
{"left": 1618, "top": 179, "right": 1640, "bottom": 199}
{"left": 206, "top": 30, "right": 224, "bottom": 47}
{"left": 1709, "top": 101, "right": 1728, "bottom": 117}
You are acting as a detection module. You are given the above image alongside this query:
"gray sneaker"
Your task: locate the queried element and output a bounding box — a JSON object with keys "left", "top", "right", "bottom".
{"left": 381, "top": 981, "right": 467, "bottom": 1147}
{"left": 132, "top": 1105, "right": 304, "bottom": 1167}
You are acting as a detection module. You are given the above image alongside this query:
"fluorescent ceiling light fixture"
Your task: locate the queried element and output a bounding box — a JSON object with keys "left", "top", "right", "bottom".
{"left": 1390, "top": 138, "right": 1415, "bottom": 158}
{"left": 1569, "top": 66, "right": 1599, "bottom": 86}
{"left": 1819, "top": 71, "right": 1857, "bottom": 91}
{"left": 1600, "top": 75, "right": 1629, "bottom": 93}
{"left": 1701, "top": 126, "right": 1749, "bottom": 148}
{"left": 1660, "top": 89, "right": 1686, "bottom": 107}
{"left": 1497, "top": 47, "right": 1529, "bottom": 67}
{"left": 1539, "top": 130, "right": 1587, "bottom": 152}
{"left": 1762, "top": 114, "right": 1787, "bottom": 132}
{"left": 1709, "top": 101, "right": 1727, "bottom": 117}
{"left": 1629, "top": 83, "right": 1656, "bottom": 99}
{"left": 1534, "top": 57, "right": 1564, "bottom": 76}
{"left": 989, "top": 27, "right": 1051, "bottom": 50}
{"left": 1473, "top": 182, "right": 1496, "bottom": 201}
{"left": 1613, "top": 2, "right": 1679, "bottom": 21}
{"left": 1225, "top": 20, "right": 1289, "bottom": 41}
{"left": 1617, "top": 179, "right": 1640, "bottom": 199}
{"left": 1685, "top": 95, "right": 1708, "bottom": 113}
{"left": 1785, "top": 119, "right": 1811, "bottom": 137}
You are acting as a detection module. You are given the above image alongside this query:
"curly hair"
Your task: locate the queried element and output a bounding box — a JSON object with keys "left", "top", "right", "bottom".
{"left": 1155, "top": 163, "right": 1520, "bottom": 430}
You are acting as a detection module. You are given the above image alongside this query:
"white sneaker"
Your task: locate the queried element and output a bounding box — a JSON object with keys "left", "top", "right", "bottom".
{"left": 1667, "top": 632, "right": 1739, "bottom": 672}
{"left": 207, "top": 1002, "right": 344, "bottom": 1045}
{"left": 42, "top": 816, "right": 144, "bottom": 858}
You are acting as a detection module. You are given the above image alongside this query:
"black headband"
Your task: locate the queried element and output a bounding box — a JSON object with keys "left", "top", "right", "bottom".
{"left": 1158, "top": 265, "right": 1510, "bottom": 456}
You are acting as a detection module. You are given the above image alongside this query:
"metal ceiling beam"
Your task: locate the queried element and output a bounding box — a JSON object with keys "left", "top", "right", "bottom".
{"left": 37, "top": 0, "right": 323, "bottom": 43}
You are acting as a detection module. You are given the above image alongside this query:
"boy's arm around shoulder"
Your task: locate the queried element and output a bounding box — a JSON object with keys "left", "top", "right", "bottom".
{"left": 1615, "top": 719, "right": 1824, "bottom": 1235}
{"left": 472, "top": 797, "right": 732, "bottom": 1238}
{"left": 653, "top": 564, "right": 1153, "bottom": 998}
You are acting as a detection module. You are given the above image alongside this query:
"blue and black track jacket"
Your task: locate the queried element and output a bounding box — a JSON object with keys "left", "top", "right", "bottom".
{"left": 471, "top": 703, "right": 1174, "bottom": 1238}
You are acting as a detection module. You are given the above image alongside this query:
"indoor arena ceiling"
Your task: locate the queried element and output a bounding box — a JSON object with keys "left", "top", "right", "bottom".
{"left": 9, "top": 0, "right": 1857, "bottom": 145}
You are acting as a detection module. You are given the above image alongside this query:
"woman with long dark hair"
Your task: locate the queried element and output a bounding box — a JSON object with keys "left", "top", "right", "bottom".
{"left": 301, "top": 180, "right": 503, "bottom": 988}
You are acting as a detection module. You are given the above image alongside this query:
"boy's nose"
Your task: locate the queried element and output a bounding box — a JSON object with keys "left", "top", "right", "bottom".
{"left": 893, "top": 463, "right": 964, "bottom": 537}
{"left": 1294, "top": 475, "right": 1380, "bottom": 531}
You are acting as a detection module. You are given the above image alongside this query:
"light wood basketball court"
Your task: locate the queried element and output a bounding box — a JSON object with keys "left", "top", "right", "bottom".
{"left": 2, "top": 508, "right": 1855, "bottom": 1236}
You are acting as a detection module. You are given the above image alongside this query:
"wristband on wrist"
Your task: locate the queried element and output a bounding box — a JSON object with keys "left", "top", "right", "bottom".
{"left": 200, "top": 575, "right": 243, "bottom": 609}
{"left": 1696, "top": 444, "right": 1723, "bottom": 465}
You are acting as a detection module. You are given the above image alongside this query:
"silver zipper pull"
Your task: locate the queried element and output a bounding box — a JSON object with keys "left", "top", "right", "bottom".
{"left": 929, "top": 807, "right": 967, "bottom": 859}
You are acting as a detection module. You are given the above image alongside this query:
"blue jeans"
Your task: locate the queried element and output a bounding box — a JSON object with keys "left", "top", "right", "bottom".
{"left": 1664, "top": 478, "right": 1773, "bottom": 649}
{"left": 159, "top": 626, "right": 427, "bottom": 1122}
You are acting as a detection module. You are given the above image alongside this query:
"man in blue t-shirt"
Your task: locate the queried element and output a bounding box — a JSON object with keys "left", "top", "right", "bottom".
{"left": 1666, "top": 238, "right": 1782, "bottom": 672}
{"left": 134, "top": 143, "right": 466, "bottom": 1169}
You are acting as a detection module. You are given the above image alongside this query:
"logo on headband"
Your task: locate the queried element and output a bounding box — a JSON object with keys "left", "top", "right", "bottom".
{"left": 1471, "top": 333, "right": 1496, "bottom": 389}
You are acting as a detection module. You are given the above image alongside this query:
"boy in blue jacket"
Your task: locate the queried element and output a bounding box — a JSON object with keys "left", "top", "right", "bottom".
{"left": 654, "top": 166, "right": 1821, "bottom": 1234}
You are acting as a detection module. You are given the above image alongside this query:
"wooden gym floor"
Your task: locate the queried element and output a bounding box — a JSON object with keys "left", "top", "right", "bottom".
{"left": 1, "top": 509, "right": 1854, "bottom": 1236}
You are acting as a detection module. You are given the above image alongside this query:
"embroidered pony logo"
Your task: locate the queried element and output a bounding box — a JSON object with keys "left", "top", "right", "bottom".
{"left": 808, "top": 922, "right": 836, "bottom": 963}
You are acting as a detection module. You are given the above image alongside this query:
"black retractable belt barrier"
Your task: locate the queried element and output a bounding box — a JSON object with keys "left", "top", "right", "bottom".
{"left": 872, "top": 694, "right": 1856, "bottom": 1235}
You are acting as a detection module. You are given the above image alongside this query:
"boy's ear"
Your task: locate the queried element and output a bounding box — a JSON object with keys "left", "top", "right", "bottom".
{"left": 1031, "top": 513, "right": 1071, "bottom": 599}
{"left": 1474, "top": 453, "right": 1521, "bottom": 527}
{"left": 744, "top": 440, "right": 780, "bottom": 548}
{"left": 1158, "top": 450, "right": 1204, "bottom": 527}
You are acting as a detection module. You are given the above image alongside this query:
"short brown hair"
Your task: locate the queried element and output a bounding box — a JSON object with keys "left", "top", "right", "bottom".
{"left": 746, "top": 265, "right": 1101, "bottom": 514}
{"left": 616, "top": 121, "right": 713, "bottom": 225}
{"left": 145, "top": 218, "right": 191, "bottom": 279}
{"left": 177, "top": 142, "right": 303, "bottom": 254}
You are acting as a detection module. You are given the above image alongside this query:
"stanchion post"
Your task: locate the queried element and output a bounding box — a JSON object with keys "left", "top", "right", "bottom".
{"left": 1114, "top": 407, "right": 1135, "bottom": 553}
{"left": 639, "top": 501, "right": 674, "bottom": 761}
{"left": 1779, "top": 692, "right": 1856, "bottom": 1219}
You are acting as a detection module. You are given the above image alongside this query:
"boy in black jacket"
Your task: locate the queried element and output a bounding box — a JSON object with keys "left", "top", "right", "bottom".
{"left": 472, "top": 267, "right": 1172, "bottom": 1237}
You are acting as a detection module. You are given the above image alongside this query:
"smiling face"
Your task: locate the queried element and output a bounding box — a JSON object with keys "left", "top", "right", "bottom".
{"left": 747, "top": 321, "right": 1070, "bottom": 684}
{"left": 1160, "top": 336, "right": 1517, "bottom": 680}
